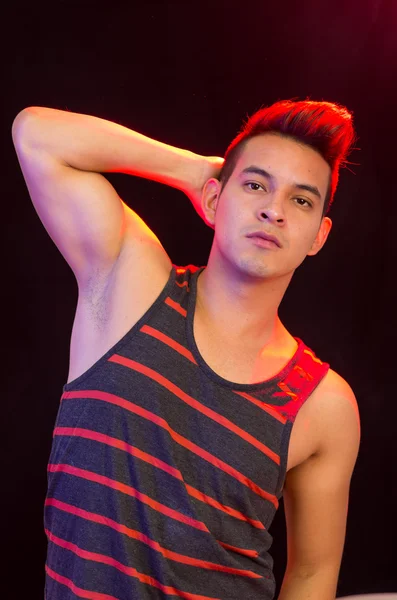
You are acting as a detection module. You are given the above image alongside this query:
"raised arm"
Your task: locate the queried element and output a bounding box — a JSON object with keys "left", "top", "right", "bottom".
{"left": 12, "top": 107, "right": 223, "bottom": 285}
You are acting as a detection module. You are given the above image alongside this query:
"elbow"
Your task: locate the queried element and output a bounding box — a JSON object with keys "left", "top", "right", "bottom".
{"left": 12, "top": 106, "right": 50, "bottom": 150}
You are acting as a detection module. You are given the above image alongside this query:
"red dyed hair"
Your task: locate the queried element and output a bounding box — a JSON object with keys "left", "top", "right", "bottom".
{"left": 220, "top": 99, "right": 357, "bottom": 215}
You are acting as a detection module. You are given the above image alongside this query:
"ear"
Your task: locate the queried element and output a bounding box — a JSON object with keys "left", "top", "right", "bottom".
{"left": 307, "top": 217, "right": 332, "bottom": 256}
{"left": 200, "top": 178, "right": 222, "bottom": 229}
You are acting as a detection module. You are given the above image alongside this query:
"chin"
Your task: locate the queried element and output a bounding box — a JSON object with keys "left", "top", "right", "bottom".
{"left": 237, "top": 257, "right": 276, "bottom": 279}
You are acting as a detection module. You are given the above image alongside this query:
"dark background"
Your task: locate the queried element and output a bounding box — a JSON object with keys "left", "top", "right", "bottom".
{"left": 3, "top": 0, "right": 396, "bottom": 598}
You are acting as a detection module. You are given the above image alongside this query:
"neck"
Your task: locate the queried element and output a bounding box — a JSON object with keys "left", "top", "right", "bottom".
{"left": 197, "top": 252, "right": 294, "bottom": 345}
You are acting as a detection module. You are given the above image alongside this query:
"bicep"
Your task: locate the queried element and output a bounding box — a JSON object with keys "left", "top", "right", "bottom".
{"left": 283, "top": 380, "right": 360, "bottom": 576}
{"left": 15, "top": 146, "right": 164, "bottom": 285}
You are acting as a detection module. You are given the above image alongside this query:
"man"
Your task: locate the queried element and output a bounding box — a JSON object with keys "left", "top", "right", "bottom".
{"left": 12, "top": 99, "right": 360, "bottom": 600}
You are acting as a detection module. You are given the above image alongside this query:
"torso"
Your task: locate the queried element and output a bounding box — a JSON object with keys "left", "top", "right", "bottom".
{"left": 192, "top": 314, "right": 322, "bottom": 473}
{"left": 67, "top": 247, "right": 323, "bottom": 475}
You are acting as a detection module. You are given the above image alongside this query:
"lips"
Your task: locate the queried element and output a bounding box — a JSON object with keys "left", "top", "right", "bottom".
{"left": 246, "top": 231, "right": 281, "bottom": 248}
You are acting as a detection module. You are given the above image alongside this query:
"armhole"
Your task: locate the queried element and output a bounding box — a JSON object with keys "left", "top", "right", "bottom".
{"left": 63, "top": 265, "right": 177, "bottom": 391}
{"left": 274, "top": 361, "right": 330, "bottom": 498}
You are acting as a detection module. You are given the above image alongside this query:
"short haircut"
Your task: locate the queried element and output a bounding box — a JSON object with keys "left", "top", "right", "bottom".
{"left": 219, "top": 99, "right": 357, "bottom": 216}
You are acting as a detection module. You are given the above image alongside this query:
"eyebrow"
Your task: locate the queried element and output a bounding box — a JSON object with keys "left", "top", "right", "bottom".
{"left": 240, "top": 166, "right": 322, "bottom": 200}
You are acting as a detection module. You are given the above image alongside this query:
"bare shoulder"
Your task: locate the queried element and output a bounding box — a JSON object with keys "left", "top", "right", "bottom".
{"left": 307, "top": 367, "right": 361, "bottom": 459}
{"left": 282, "top": 368, "right": 361, "bottom": 577}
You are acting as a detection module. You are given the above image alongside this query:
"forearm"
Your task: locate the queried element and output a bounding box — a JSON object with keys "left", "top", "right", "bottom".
{"left": 277, "top": 567, "right": 338, "bottom": 600}
{"left": 12, "top": 106, "right": 204, "bottom": 195}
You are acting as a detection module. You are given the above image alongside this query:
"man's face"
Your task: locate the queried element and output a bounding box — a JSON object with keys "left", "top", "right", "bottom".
{"left": 203, "top": 133, "right": 332, "bottom": 280}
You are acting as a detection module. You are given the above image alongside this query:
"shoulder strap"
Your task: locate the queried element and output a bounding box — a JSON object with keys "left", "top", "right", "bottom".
{"left": 273, "top": 343, "right": 330, "bottom": 422}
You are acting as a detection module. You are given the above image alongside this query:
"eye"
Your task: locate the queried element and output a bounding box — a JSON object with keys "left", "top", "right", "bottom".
{"left": 294, "top": 197, "right": 312, "bottom": 208}
{"left": 245, "top": 182, "right": 265, "bottom": 191}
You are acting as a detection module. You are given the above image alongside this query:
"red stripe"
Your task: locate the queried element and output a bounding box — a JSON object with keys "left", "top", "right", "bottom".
{"left": 54, "top": 427, "right": 264, "bottom": 529}
{"left": 45, "top": 535, "right": 220, "bottom": 600}
{"left": 165, "top": 297, "right": 187, "bottom": 316}
{"left": 276, "top": 381, "right": 298, "bottom": 400}
{"left": 45, "top": 499, "right": 261, "bottom": 578}
{"left": 109, "top": 355, "right": 280, "bottom": 465}
{"left": 54, "top": 427, "right": 183, "bottom": 480}
{"left": 218, "top": 541, "right": 259, "bottom": 558}
{"left": 45, "top": 565, "right": 120, "bottom": 600}
{"left": 140, "top": 325, "right": 197, "bottom": 364}
{"left": 62, "top": 391, "right": 278, "bottom": 508}
{"left": 175, "top": 280, "right": 189, "bottom": 290}
{"left": 184, "top": 484, "right": 265, "bottom": 530}
{"left": 47, "top": 463, "right": 209, "bottom": 532}
{"left": 234, "top": 391, "right": 287, "bottom": 424}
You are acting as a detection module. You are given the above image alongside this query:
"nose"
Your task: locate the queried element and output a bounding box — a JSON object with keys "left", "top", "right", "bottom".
{"left": 257, "top": 194, "right": 285, "bottom": 225}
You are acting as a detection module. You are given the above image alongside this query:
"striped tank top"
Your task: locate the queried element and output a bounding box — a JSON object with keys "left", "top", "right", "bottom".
{"left": 44, "top": 264, "right": 329, "bottom": 600}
